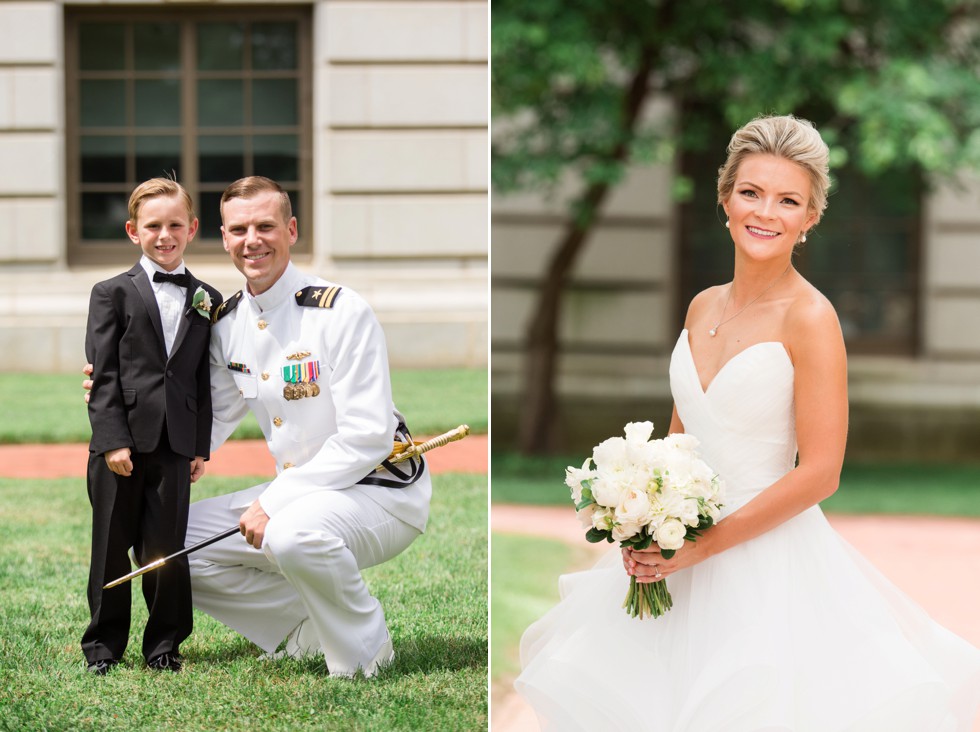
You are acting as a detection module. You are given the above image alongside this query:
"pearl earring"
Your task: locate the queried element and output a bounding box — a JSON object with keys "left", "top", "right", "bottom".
{"left": 725, "top": 220, "right": 730, "bottom": 229}
{"left": 800, "top": 231, "right": 807, "bottom": 243}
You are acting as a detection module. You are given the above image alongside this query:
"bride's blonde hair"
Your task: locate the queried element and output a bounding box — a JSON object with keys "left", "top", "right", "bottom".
{"left": 716, "top": 114, "right": 831, "bottom": 226}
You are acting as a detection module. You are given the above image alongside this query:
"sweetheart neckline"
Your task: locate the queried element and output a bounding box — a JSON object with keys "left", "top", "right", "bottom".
{"left": 681, "top": 328, "right": 792, "bottom": 394}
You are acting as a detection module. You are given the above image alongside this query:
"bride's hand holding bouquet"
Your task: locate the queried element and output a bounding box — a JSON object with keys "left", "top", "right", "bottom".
{"left": 566, "top": 421, "right": 724, "bottom": 619}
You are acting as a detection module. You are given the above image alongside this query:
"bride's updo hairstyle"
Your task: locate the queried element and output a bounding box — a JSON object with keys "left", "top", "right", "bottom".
{"left": 716, "top": 114, "right": 832, "bottom": 228}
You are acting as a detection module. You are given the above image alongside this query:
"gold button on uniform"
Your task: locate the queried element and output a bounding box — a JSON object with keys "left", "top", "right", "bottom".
{"left": 273, "top": 417, "right": 283, "bottom": 427}
{"left": 261, "top": 372, "right": 269, "bottom": 381}
{"left": 283, "top": 462, "right": 294, "bottom": 469}
{"left": 257, "top": 320, "right": 268, "bottom": 330}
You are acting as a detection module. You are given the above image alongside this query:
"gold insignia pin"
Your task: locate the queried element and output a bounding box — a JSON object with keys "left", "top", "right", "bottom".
{"left": 286, "top": 351, "right": 311, "bottom": 361}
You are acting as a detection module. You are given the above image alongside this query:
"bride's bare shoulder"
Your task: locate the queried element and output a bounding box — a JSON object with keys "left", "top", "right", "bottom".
{"left": 785, "top": 279, "right": 844, "bottom": 348}
{"left": 685, "top": 284, "right": 728, "bottom": 328}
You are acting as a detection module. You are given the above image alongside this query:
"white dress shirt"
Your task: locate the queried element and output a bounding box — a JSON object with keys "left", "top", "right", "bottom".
{"left": 140, "top": 255, "right": 187, "bottom": 357}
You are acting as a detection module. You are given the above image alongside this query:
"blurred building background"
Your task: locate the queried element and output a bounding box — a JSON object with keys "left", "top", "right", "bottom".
{"left": 493, "top": 136, "right": 980, "bottom": 460}
{"left": 0, "top": 0, "right": 488, "bottom": 371}
{"left": 491, "top": 3, "right": 980, "bottom": 461}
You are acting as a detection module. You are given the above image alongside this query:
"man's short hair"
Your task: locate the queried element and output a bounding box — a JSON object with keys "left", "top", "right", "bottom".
{"left": 220, "top": 176, "right": 293, "bottom": 224}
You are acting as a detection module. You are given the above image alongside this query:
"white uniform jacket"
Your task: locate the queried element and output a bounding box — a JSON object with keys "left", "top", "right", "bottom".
{"left": 208, "top": 263, "right": 430, "bottom": 532}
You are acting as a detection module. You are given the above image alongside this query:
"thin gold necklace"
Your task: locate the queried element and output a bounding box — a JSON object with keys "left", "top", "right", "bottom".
{"left": 709, "top": 264, "right": 792, "bottom": 337}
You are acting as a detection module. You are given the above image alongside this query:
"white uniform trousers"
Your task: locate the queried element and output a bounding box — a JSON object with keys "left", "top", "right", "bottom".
{"left": 185, "top": 482, "right": 420, "bottom": 676}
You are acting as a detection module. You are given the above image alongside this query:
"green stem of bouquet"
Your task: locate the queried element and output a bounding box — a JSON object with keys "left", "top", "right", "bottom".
{"left": 623, "top": 575, "right": 673, "bottom": 619}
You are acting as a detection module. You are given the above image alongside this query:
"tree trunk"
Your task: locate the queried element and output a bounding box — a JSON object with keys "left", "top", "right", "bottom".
{"left": 517, "top": 49, "right": 656, "bottom": 454}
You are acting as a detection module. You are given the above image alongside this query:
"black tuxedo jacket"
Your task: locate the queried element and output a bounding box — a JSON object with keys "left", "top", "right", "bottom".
{"left": 86, "top": 263, "right": 222, "bottom": 460}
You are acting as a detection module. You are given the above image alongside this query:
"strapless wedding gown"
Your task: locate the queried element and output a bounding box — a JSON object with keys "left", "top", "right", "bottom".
{"left": 516, "top": 329, "right": 980, "bottom": 731}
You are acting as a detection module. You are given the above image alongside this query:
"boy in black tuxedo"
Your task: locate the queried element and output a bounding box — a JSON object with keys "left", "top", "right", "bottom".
{"left": 82, "top": 178, "right": 221, "bottom": 675}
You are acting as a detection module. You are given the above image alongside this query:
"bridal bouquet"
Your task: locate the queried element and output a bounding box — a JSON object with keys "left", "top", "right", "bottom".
{"left": 566, "top": 421, "right": 724, "bottom": 619}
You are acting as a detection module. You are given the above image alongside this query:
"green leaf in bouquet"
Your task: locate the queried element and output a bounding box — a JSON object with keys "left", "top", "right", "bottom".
{"left": 575, "top": 496, "right": 595, "bottom": 511}
{"left": 660, "top": 548, "right": 677, "bottom": 560}
{"left": 631, "top": 533, "right": 654, "bottom": 551}
{"left": 585, "top": 527, "right": 611, "bottom": 543}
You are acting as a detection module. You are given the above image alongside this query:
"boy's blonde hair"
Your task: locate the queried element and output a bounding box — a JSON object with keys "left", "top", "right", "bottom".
{"left": 128, "top": 178, "right": 195, "bottom": 223}
{"left": 717, "top": 114, "right": 831, "bottom": 226}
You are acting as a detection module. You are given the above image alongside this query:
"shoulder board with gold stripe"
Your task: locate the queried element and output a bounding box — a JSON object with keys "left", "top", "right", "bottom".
{"left": 211, "top": 290, "right": 243, "bottom": 323}
{"left": 294, "top": 285, "right": 342, "bottom": 309}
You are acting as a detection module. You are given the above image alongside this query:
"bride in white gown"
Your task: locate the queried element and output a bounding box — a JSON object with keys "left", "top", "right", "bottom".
{"left": 515, "top": 115, "right": 980, "bottom": 731}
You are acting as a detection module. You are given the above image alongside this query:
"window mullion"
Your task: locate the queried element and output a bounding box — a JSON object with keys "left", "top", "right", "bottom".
{"left": 182, "top": 18, "right": 199, "bottom": 210}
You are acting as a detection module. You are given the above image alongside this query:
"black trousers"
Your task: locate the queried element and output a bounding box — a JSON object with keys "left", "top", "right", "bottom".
{"left": 81, "top": 439, "right": 192, "bottom": 664}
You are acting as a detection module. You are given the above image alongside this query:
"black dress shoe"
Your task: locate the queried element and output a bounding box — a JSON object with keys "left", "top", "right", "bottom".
{"left": 146, "top": 652, "right": 182, "bottom": 672}
{"left": 86, "top": 659, "right": 118, "bottom": 676}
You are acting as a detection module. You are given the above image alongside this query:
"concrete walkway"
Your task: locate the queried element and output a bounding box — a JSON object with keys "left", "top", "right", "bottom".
{"left": 492, "top": 503, "right": 980, "bottom": 732}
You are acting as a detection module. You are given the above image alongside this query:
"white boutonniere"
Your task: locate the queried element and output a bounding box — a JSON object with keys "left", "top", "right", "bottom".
{"left": 191, "top": 287, "right": 213, "bottom": 319}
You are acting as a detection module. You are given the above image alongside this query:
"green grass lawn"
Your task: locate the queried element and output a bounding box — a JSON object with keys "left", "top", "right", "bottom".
{"left": 0, "top": 473, "right": 487, "bottom": 732}
{"left": 0, "top": 368, "right": 487, "bottom": 444}
{"left": 491, "top": 452, "right": 980, "bottom": 517}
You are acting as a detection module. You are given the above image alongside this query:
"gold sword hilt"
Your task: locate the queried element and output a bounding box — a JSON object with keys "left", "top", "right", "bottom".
{"left": 381, "top": 424, "right": 470, "bottom": 468}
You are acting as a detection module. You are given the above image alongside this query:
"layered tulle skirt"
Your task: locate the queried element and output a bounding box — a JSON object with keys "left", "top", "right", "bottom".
{"left": 516, "top": 506, "right": 980, "bottom": 731}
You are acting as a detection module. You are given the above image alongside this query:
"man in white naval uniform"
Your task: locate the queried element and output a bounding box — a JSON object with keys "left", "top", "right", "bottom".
{"left": 184, "top": 176, "right": 430, "bottom": 677}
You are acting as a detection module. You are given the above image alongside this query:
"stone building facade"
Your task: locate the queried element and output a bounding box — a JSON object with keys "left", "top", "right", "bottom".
{"left": 0, "top": 0, "right": 488, "bottom": 372}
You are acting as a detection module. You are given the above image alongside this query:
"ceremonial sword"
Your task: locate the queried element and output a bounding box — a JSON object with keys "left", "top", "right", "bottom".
{"left": 103, "top": 424, "right": 470, "bottom": 589}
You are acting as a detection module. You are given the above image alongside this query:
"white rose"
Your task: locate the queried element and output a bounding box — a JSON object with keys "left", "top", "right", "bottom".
{"left": 623, "top": 421, "right": 654, "bottom": 444}
{"left": 632, "top": 439, "right": 669, "bottom": 473}
{"left": 592, "top": 435, "right": 629, "bottom": 469}
{"left": 645, "top": 496, "right": 666, "bottom": 528}
{"left": 576, "top": 503, "right": 597, "bottom": 529}
{"left": 665, "top": 432, "right": 700, "bottom": 453}
{"left": 663, "top": 454, "right": 695, "bottom": 491}
{"left": 616, "top": 488, "right": 652, "bottom": 527}
{"left": 612, "top": 520, "right": 641, "bottom": 542}
{"left": 591, "top": 475, "right": 630, "bottom": 508}
{"left": 678, "top": 497, "right": 701, "bottom": 527}
{"left": 592, "top": 506, "right": 614, "bottom": 532}
{"left": 657, "top": 487, "right": 686, "bottom": 519}
{"left": 565, "top": 458, "right": 595, "bottom": 503}
{"left": 656, "top": 518, "right": 687, "bottom": 551}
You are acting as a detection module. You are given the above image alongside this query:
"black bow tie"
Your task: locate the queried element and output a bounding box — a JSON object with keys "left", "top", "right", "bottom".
{"left": 153, "top": 271, "right": 191, "bottom": 287}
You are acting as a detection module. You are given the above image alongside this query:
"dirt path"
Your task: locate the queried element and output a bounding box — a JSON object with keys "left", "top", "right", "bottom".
{"left": 491, "top": 504, "right": 980, "bottom": 732}
{"left": 0, "top": 434, "right": 487, "bottom": 479}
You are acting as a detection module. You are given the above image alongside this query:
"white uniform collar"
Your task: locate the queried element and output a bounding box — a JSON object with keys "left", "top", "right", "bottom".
{"left": 245, "top": 261, "right": 304, "bottom": 312}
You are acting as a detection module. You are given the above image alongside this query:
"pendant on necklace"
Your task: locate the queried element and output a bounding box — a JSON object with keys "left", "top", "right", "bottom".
{"left": 709, "top": 328, "right": 717, "bottom": 337}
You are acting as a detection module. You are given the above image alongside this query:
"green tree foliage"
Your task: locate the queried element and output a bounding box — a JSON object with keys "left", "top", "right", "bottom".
{"left": 493, "top": 0, "right": 980, "bottom": 194}
{"left": 492, "top": 0, "right": 980, "bottom": 454}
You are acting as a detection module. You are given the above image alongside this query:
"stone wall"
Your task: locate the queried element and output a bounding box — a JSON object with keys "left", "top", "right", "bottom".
{"left": 0, "top": 0, "right": 488, "bottom": 371}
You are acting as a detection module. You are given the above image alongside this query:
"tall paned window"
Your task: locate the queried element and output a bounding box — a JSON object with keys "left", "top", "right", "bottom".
{"left": 66, "top": 8, "right": 312, "bottom": 264}
{"left": 677, "top": 151, "right": 921, "bottom": 356}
